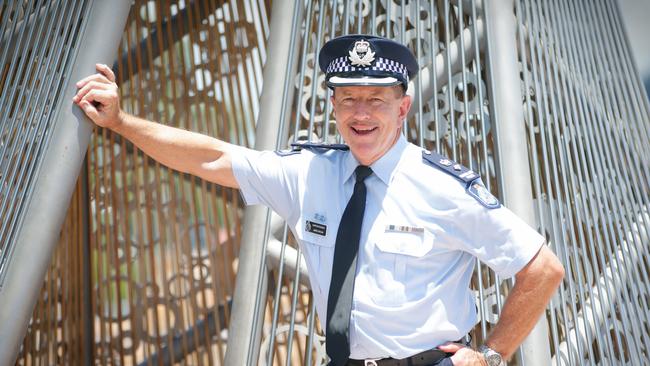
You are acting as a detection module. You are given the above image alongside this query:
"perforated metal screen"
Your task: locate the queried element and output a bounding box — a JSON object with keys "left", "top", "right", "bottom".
{"left": 0, "top": 1, "right": 91, "bottom": 285}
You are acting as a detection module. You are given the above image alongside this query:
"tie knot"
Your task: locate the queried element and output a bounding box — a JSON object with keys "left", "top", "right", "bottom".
{"left": 354, "top": 165, "right": 373, "bottom": 182}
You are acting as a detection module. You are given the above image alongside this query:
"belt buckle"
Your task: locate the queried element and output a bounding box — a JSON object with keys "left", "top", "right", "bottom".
{"left": 364, "top": 359, "right": 379, "bottom": 366}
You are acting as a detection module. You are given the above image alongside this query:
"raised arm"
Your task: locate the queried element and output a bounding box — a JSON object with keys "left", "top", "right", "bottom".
{"left": 73, "top": 64, "right": 240, "bottom": 188}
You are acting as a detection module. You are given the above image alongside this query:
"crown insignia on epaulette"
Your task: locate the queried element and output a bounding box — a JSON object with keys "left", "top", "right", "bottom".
{"left": 348, "top": 40, "right": 375, "bottom": 67}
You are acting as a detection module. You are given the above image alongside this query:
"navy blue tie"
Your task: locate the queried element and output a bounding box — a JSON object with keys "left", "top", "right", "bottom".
{"left": 326, "top": 165, "right": 373, "bottom": 366}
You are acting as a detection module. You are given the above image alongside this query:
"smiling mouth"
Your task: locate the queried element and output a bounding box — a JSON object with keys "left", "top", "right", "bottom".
{"left": 351, "top": 126, "right": 377, "bottom": 135}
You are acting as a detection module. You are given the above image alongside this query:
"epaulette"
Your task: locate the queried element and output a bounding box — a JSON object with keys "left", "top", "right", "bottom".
{"left": 422, "top": 149, "right": 500, "bottom": 209}
{"left": 290, "top": 142, "right": 350, "bottom": 151}
{"left": 275, "top": 142, "right": 350, "bottom": 157}
{"left": 274, "top": 145, "right": 302, "bottom": 157}
{"left": 422, "top": 150, "right": 479, "bottom": 184}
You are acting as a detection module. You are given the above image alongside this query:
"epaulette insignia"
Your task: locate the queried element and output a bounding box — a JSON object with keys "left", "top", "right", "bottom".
{"left": 422, "top": 150, "right": 478, "bottom": 183}
{"left": 422, "top": 149, "right": 500, "bottom": 209}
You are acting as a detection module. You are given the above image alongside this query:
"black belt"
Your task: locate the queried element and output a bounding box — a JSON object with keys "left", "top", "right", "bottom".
{"left": 346, "top": 348, "right": 450, "bottom": 366}
{"left": 344, "top": 336, "right": 470, "bottom": 366}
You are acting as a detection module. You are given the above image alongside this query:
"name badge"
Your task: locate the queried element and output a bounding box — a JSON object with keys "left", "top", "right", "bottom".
{"left": 385, "top": 224, "right": 424, "bottom": 234}
{"left": 306, "top": 220, "right": 327, "bottom": 236}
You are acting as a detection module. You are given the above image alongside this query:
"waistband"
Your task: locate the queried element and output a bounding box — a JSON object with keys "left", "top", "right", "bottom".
{"left": 345, "top": 336, "right": 471, "bottom": 366}
{"left": 346, "top": 348, "right": 449, "bottom": 366}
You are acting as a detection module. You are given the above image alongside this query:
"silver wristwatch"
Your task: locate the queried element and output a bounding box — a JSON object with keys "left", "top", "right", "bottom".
{"left": 478, "top": 345, "right": 504, "bottom": 366}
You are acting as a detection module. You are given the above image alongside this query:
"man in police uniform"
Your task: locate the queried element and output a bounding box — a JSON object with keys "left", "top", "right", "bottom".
{"left": 73, "top": 34, "right": 564, "bottom": 366}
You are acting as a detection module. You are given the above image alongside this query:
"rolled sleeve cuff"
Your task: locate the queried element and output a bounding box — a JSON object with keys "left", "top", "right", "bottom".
{"left": 497, "top": 233, "right": 545, "bottom": 278}
{"left": 231, "top": 151, "right": 261, "bottom": 206}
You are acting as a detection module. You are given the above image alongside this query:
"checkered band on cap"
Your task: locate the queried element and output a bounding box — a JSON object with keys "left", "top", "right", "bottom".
{"left": 326, "top": 56, "right": 409, "bottom": 84}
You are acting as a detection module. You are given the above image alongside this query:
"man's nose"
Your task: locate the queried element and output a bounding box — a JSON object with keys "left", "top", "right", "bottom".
{"left": 352, "top": 102, "right": 371, "bottom": 120}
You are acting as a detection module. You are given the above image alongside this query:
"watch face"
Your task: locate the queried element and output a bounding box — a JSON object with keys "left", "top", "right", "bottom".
{"left": 486, "top": 353, "right": 502, "bottom": 366}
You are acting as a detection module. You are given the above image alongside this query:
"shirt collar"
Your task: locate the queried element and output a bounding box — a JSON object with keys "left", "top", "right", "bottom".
{"left": 342, "top": 134, "right": 409, "bottom": 185}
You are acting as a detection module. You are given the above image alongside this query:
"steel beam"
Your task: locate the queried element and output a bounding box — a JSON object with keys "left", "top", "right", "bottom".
{"left": 224, "top": 0, "right": 303, "bottom": 364}
{"left": 483, "top": 0, "right": 552, "bottom": 364}
{"left": 0, "top": 1, "right": 131, "bottom": 365}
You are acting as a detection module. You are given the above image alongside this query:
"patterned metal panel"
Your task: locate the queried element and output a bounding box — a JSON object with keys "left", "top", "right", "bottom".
{"left": 17, "top": 0, "right": 269, "bottom": 364}
{"left": 0, "top": 0, "right": 91, "bottom": 284}
{"left": 516, "top": 0, "right": 650, "bottom": 364}
{"left": 84, "top": 1, "right": 268, "bottom": 364}
{"left": 15, "top": 181, "right": 89, "bottom": 365}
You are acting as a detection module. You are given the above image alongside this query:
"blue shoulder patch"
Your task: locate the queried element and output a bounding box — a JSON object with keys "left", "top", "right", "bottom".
{"left": 422, "top": 150, "right": 500, "bottom": 209}
{"left": 467, "top": 179, "right": 501, "bottom": 209}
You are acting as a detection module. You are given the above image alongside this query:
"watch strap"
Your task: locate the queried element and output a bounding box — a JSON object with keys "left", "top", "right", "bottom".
{"left": 478, "top": 345, "right": 504, "bottom": 366}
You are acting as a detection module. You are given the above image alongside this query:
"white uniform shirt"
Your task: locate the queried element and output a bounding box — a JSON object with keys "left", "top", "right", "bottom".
{"left": 231, "top": 135, "right": 544, "bottom": 360}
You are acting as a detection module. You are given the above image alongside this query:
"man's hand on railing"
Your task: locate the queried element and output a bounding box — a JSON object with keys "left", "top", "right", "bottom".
{"left": 73, "top": 63, "right": 122, "bottom": 129}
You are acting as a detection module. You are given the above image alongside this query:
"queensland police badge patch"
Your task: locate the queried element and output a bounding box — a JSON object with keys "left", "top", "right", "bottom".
{"left": 348, "top": 39, "right": 375, "bottom": 67}
{"left": 467, "top": 180, "right": 501, "bottom": 209}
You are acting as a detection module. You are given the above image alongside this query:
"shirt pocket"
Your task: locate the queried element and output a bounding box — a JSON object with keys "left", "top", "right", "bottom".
{"left": 297, "top": 215, "right": 337, "bottom": 296}
{"left": 374, "top": 230, "right": 434, "bottom": 280}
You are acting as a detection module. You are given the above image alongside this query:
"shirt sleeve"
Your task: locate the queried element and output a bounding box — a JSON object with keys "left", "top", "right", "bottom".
{"left": 230, "top": 147, "right": 304, "bottom": 221}
{"left": 451, "top": 185, "right": 545, "bottom": 278}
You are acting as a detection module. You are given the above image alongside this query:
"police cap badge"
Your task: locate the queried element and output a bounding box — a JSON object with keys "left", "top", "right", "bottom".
{"left": 318, "top": 34, "right": 419, "bottom": 90}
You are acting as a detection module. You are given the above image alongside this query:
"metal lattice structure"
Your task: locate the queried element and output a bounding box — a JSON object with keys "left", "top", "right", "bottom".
{"left": 516, "top": 0, "right": 650, "bottom": 364}
{"left": 82, "top": 0, "right": 268, "bottom": 364}
{"left": 9, "top": 0, "right": 270, "bottom": 365}
{"left": 0, "top": 0, "right": 92, "bottom": 285}
{"left": 0, "top": 1, "right": 130, "bottom": 365}
{"left": 1, "top": 0, "right": 649, "bottom": 365}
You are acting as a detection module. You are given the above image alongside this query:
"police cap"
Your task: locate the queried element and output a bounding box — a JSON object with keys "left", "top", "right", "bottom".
{"left": 318, "top": 34, "right": 418, "bottom": 90}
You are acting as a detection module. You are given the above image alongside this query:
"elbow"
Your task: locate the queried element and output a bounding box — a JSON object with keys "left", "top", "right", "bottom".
{"left": 519, "top": 246, "right": 565, "bottom": 290}
{"left": 550, "top": 258, "right": 565, "bottom": 289}
{"left": 542, "top": 248, "right": 565, "bottom": 291}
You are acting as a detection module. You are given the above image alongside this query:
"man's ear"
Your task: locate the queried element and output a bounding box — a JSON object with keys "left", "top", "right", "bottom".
{"left": 398, "top": 94, "right": 412, "bottom": 121}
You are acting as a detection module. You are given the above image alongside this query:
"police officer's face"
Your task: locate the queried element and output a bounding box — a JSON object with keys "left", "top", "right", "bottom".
{"left": 332, "top": 85, "right": 411, "bottom": 166}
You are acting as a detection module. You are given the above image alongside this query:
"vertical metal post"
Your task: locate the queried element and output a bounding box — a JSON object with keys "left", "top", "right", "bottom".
{"left": 81, "top": 159, "right": 93, "bottom": 366}
{"left": 0, "top": 1, "right": 131, "bottom": 365}
{"left": 224, "top": 0, "right": 303, "bottom": 364}
{"left": 483, "top": 0, "right": 552, "bottom": 364}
